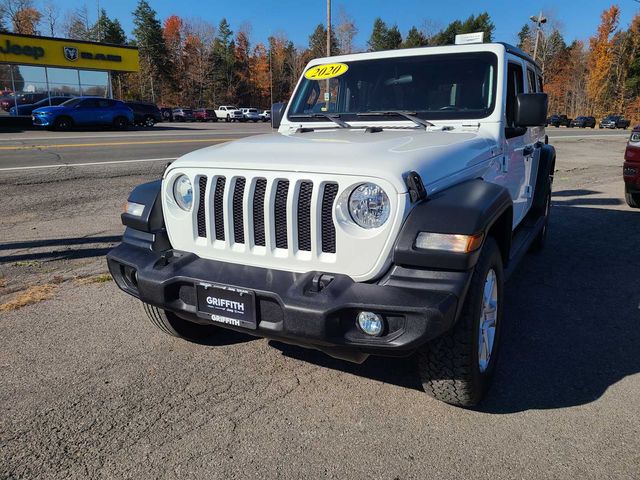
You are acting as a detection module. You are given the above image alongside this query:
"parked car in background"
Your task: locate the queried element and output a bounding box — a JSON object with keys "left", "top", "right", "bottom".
{"left": 546, "top": 114, "right": 571, "bottom": 127}
{"left": 1, "top": 92, "right": 50, "bottom": 111}
{"left": 32, "top": 97, "right": 134, "bottom": 131}
{"left": 623, "top": 126, "right": 640, "bottom": 208}
{"left": 193, "top": 108, "right": 218, "bottom": 122}
{"left": 160, "top": 107, "right": 173, "bottom": 122}
{"left": 240, "top": 107, "right": 261, "bottom": 122}
{"left": 9, "top": 96, "right": 74, "bottom": 116}
{"left": 260, "top": 109, "right": 271, "bottom": 122}
{"left": 126, "top": 101, "right": 162, "bottom": 127}
{"left": 569, "top": 116, "right": 596, "bottom": 128}
{"left": 215, "top": 105, "right": 243, "bottom": 122}
{"left": 599, "top": 115, "right": 630, "bottom": 129}
{"left": 172, "top": 108, "right": 194, "bottom": 122}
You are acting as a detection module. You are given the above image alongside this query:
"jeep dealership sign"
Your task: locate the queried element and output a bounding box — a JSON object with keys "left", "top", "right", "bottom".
{"left": 0, "top": 33, "right": 138, "bottom": 72}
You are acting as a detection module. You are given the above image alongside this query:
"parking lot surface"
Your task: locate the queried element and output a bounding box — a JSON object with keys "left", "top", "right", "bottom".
{"left": 0, "top": 126, "right": 638, "bottom": 479}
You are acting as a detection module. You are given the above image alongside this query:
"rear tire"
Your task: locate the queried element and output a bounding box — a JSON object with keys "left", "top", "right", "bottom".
{"left": 625, "top": 186, "right": 640, "bottom": 208}
{"left": 531, "top": 188, "right": 551, "bottom": 252}
{"left": 144, "top": 115, "right": 155, "bottom": 127}
{"left": 143, "top": 303, "right": 218, "bottom": 341}
{"left": 416, "top": 237, "right": 504, "bottom": 407}
{"left": 113, "top": 116, "right": 128, "bottom": 130}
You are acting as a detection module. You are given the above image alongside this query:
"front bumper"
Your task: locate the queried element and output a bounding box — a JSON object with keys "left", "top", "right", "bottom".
{"left": 107, "top": 231, "right": 466, "bottom": 363}
{"left": 32, "top": 114, "right": 53, "bottom": 126}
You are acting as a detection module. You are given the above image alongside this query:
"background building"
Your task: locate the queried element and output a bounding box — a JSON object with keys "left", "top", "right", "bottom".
{"left": 0, "top": 32, "right": 139, "bottom": 115}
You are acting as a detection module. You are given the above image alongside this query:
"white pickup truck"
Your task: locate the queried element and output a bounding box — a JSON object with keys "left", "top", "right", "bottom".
{"left": 214, "top": 105, "right": 243, "bottom": 122}
{"left": 108, "top": 42, "right": 554, "bottom": 407}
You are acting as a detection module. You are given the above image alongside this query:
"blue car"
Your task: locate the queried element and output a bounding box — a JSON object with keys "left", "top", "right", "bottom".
{"left": 32, "top": 97, "right": 134, "bottom": 130}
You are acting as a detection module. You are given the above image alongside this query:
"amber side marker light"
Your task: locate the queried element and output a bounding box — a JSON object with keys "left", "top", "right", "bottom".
{"left": 415, "top": 232, "right": 484, "bottom": 253}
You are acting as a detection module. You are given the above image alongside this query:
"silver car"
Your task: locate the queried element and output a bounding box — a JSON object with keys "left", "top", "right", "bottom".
{"left": 240, "top": 108, "right": 261, "bottom": 122}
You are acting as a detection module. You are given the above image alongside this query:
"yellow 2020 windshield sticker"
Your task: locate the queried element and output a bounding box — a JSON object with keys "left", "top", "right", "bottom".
{"left": 304, "top": 63, "right": 349, "bottom": 80}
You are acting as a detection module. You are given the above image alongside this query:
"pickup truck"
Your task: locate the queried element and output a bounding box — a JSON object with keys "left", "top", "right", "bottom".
{"left": 215, "top": 106, "right": 243, "bottom": 122}
{"left": 108, "top": 42, "right": 553, "bottom": 407}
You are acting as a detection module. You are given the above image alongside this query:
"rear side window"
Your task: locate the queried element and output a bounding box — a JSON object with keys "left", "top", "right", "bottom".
{"left": 506, "top": 62, "right": 524, "bottom": 127}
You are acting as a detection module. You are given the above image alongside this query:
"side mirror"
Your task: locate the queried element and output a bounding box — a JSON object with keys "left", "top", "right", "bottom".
{"left": 515, "top": 93, "right": 548, "bottom": 127}
{"left": 271, "top": 102, "right": 287, "bottom": 129}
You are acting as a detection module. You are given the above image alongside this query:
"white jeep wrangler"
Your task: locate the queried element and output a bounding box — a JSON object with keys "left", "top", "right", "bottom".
{"left": 108, "top": 42, "right": 554, "bottom": 407}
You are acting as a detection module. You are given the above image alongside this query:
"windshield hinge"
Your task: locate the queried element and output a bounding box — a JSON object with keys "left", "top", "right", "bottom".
{"left": 405, "top": 171, "right": 427, "bottom": 202}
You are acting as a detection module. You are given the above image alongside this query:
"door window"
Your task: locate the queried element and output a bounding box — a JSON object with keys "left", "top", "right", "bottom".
{"left": 505, "top": 62, "right": 524, "bottom": 128}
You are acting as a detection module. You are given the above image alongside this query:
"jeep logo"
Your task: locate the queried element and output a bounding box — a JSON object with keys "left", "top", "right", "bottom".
{"left": 0, "top": 39, "right": 45, "bottom": 59}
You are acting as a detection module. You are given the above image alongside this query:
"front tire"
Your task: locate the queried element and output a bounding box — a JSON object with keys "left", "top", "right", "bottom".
{"left": 113, "top": 116, "right": 128, "bottom": 130}
{"left": 143, "top": 303, "right": 218, "bottom": 341}
{"left": 54, "top": 116, "right": 72, "bottom": 131}
{"left": 416, "top": 237, "right": 504, "bottom": 407}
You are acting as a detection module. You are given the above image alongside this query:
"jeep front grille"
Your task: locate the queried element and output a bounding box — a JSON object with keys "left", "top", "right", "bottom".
{"left": 195, "top": 175, "right": 338, "bottom": 254}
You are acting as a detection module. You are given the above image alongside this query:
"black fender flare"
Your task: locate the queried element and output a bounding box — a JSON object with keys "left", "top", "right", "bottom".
{"left": 393, "top": 180, "right": 513, "bottom": 271}
{"left": 531, "top": 144, "right": 556, "bottom": 215}
{"left": 120, "top": 180, "right": 170, "bottom": 251}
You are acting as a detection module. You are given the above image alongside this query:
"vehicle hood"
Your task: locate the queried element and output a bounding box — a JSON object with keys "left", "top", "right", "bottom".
{"left": 169, "top": 128, "right": 497, "bottom": 194}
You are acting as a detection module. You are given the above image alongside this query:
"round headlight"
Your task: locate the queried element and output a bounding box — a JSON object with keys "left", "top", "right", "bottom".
{"left": 348, "top": 183, "right": 390, "bottom": 229}
{"left": 173, "top": 175, "right": 193, "bottom": 211}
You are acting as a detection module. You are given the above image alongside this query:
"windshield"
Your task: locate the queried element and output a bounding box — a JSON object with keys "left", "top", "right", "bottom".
{"left": 288, "top": 52, "right": 497, "bottom": 122}
{"left": 61, "top": 98, "right": 82, "bottom": 107}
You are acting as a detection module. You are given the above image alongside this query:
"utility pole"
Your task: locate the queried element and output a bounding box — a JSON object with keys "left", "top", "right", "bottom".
{"left": 530, "top": 11, "right": 547, "bottom": 62}
{"left": 326, "top": 0, "right": 331, "bottom": 56}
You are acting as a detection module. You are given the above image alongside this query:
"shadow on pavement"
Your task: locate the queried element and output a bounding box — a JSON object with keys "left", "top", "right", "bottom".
{"left": 273, "top": 204, "right": 640, "bottom": 412}
{"left": 0, "top": 235, "right": 121, "bottom": 263}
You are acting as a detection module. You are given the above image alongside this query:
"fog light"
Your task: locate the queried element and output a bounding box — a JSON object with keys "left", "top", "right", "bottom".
{"left": 357, "top": 311, "right": 384, "bottom": 336}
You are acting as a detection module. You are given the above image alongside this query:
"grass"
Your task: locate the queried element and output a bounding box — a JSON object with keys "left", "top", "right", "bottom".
{"left": 75, "top": 273, "right": 113, "bottom": 285}
{"left": 0, "top": 284, "right": 58, "bottom": 313}
{"left": 14, "top": 260, "right": 40, "bottom": 268}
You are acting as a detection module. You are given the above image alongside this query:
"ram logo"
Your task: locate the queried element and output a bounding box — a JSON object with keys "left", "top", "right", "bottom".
{"left": 63, "top": 46, "right": 78, "bottom": 62}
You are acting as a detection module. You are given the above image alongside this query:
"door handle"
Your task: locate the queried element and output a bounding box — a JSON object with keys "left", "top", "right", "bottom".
{"left": 523, "top": 145, "right": 534, "bottom": 156}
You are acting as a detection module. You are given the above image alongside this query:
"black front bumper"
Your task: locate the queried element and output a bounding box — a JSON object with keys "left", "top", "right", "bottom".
{"left": 107, "top": 230, "right": 469, "bottom": 363}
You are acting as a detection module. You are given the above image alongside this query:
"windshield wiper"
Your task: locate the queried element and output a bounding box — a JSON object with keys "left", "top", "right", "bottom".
{"left": 289, "top": 113, "right": 351, "bottom": 128}
{"left": 356, "top": 111, "right": 433, "bottom": 129}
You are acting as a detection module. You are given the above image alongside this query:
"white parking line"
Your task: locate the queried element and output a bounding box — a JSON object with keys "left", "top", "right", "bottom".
{"left": 0, "top": 157, "right": 176, "bottom": 172}
{"left": 0, "top": 130, "right": 267, "bottom": 142}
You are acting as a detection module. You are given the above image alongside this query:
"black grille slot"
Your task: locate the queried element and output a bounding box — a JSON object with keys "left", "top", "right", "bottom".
{"left": 197, "top": 176, "right": 207, "bottom": 238}
{"left": 232, "top": 178, "right": 246, "bottom": 244}
{"left": 297, "top": 181, "right": 313, "bottom": 251}
{"left": 253, "top": 178, "right": 267, "bottom": 246}
{"left": 213, "top": 177, "right": 226, "bottom": 241}
{"left": 321, "top": 183, "right": 338, "bottom": 253}
{"left": 274, "top": 180, "right": 289, "bottom": 249}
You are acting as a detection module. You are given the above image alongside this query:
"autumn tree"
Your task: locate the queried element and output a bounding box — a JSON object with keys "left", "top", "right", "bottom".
{"left": 250, "top": 43, "right": 271, "bottom": 107}
{"left": 586, "top": 5, "right": 620, "bottom": 116}
{"left": 235, "top": 26, "right": 253, "bottom": 105}
{"left": 335, "top": 7, "right": 357, "bottom": 54}
{"left": 12, "top": 6, "right": 39, "bottom": 34}
{"left": 41, "top": 2, "right": 57, "bottom": 36}
{"left": 63, "top": 6, "right": 91, "bottom": 40}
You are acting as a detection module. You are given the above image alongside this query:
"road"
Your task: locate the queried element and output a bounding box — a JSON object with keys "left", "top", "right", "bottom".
{"left": 0, "top": 125, "right": 638, "bottom": 479}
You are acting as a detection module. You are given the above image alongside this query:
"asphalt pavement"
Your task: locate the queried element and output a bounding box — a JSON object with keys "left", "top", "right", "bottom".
{"left": 0, "top": 125, "right": 638, "bottom": 479}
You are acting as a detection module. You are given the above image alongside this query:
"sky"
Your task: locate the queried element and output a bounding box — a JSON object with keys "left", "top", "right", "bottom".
{"left": 61, "top": 0, "right": 640, "bottom": 48}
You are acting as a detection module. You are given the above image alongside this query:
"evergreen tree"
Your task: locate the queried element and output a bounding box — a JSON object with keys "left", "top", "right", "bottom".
{"left": 367, "top": 18, "right": 389, "bottom": 51}
{"left": 308, "top": 23, "right": 339, "bottom": 58}
{"left": 132, "top": 0, "right": 169, "bottom": 101}
{"left": 212, "top": 18, "right": 237, "bottom": 104}
{"left": 367, "top": 18, "right": 402, "bottom": 51}
{"left": 403, "top": 26, "right": 428, "bottom": 48}
{"left": 91, "top": 9, "right": 126, "bottom": 44}
{"left": 430, "top": 12, "right": 494, "bottom": 45}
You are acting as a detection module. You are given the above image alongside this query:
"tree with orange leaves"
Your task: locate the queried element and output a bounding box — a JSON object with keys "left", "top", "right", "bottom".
{"left": 586, "top": 5, "right": 620, "bottom": 116}
{"left": 12, "top": 7, "right": 41, "bottom": 34}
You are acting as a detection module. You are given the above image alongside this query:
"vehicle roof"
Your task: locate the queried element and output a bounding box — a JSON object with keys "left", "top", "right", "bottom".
{"left": 305, "top": 42, "right": 541, "bottom": 71}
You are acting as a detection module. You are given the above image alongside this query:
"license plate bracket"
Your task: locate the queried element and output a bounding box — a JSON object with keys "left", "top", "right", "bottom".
{"left": 195, "top": 282, "right": 257, "bottom": 330}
